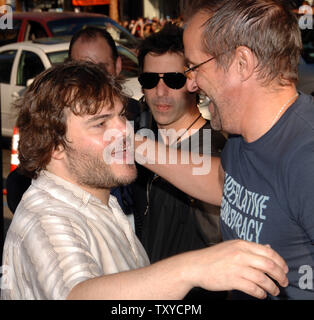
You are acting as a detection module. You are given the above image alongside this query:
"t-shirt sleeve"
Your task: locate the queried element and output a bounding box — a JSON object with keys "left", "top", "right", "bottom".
{"left": 287, "top": 144, "right": 314, "bottom": 243}
{"left": 20, "top": 214, "right": 103, "bottom": 300}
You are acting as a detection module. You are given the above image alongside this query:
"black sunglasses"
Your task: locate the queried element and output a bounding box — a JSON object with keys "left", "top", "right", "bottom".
{"left": 138, "top": 72, "right": 187, "bottom": 90}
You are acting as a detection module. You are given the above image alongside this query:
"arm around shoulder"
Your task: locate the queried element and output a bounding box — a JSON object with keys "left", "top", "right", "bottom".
{"left": 134, "top": 134, "right": 224, "bottom": 205}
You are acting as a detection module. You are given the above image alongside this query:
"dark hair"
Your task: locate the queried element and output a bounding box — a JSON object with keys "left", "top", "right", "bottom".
{"left": 68, "top": 26, "right": 119, "bottom": 62}
{"left": 185, "top": 0, "right": 302, "bottom": 86}
{"left": 137, "top": 22, "right": 184, "bottom": 73}
{"left": 16, "top": 61, "right": 126, "bottom": 179}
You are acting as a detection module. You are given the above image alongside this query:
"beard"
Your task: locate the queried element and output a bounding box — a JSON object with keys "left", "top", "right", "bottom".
{"left": 65, "top": 145, "right": 137, "bottom": 190}
{"left": 208, "top": 100, "right": 223, "bottom": 131}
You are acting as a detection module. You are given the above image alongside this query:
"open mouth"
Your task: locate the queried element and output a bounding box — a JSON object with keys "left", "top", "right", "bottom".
{"left": 156, "top": 104, "right": 171, "bottom": 112}
{"left": 103, "top": 133, "right": 135, "bottom": 165}
{"left": 112, "top": 147, "right": 127, "bottom": 157}
{"left": 110, "top": 140, "right": 134, "bottom": 163}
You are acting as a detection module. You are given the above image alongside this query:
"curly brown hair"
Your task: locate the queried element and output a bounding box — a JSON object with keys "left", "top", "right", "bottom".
{"left": 16, "top": 61, "right": 127, "bottom": 179}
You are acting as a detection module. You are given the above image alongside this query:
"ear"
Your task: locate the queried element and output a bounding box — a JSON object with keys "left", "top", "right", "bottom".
{"left": 234, "top": 46, "right": 256, "bottom": 82}
{"left": 115, "top": 56, "right": 122, "bottom": 76}
{"left": 186, "top": 77, "right": 199, "bottom": 93}
{"left": 51, "top": 144, "right": 65, "bottom": 160}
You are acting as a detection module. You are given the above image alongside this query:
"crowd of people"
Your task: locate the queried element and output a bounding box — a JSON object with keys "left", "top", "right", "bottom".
{"left": 120, "top": 16, "right": 184, "bottom": 38}
{"left": 1, "top": 0, "right": 314, "bottom": 301}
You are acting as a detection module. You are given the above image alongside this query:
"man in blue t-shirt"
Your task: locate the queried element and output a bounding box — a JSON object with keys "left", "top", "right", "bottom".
{"left": 136, "top": 0, "right": 314, "bottom": 299}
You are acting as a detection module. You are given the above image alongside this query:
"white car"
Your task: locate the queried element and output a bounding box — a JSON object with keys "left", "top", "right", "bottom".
{"left": 0, "top": 38, "right": 142, "bottom": 137}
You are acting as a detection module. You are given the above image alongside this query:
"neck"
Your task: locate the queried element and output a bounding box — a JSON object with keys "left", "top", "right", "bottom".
{"left": 158, "top": 107, "right": 206, "bottom": 145}
{"left": 85, "top": 186, "right": 111, "bottom": 205}
{"left": 240, "top": 85, "right": 298, "bottom": 143}
{"left": 46, "top": 163, "right": 111, "bottom": 205}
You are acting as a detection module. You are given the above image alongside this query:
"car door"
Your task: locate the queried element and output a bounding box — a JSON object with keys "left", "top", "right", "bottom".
{"left": 16, "top": 49, "right": 47, "bottom": 88}
{"left": 0, "top": 48, "right": 18, "bottom": 137}
{"left": 1, "top": 46, "right": 49, "bottom": 137}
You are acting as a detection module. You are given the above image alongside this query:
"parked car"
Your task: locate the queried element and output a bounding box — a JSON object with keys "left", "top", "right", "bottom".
{"left": 0, "top": 38, "right": 142, "bottom": 137}
{"left": 0, "top": 11, "right": 138, "bottom": 49}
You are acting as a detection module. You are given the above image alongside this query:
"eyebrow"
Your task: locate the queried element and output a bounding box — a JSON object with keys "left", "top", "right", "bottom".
{"left": 85, "top": 106, "right": 125, "bottom": 123}
{"left": 184, "top": 57, "right": 195, "bottom": 66}
{"left": 86, "top": 114, "right": 111, "bottom": 123}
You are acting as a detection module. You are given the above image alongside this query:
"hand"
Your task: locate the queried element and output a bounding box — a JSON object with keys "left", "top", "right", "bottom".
{"left": 188, "top": 240, "right": 289, "bottom": 299}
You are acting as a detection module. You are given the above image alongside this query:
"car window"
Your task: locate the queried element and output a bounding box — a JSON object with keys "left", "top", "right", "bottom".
{"left": 118, "top": 46, "right": 138, "bottom": 78}
{"left": 47, "top": 50, "right": 69, "bottom": 65}
{"left": 0, "top": 19, "right": 21, "bottom": 46}
{"left": 47, "top": 17, "right": 112, "bottom": 35}
{"left": 104, "top": 22, "right": 137, "bottom": 48}
{"left": 0, "top": 50, "right": 17, "bottom": 84}
{"left": 47, "top": 17, "right": 137, "bottom": 49}
{"left": 25, "top": 21, "right": 49, "bottom": 41}
{"left": 16, "top": 51, "right": 45, "bottom": 86}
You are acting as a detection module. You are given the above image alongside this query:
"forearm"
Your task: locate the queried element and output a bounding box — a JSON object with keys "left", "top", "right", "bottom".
{"left": 67, "top": 240, "right": 289, "bottom": 300}
{"left": 67, "top": 251, "right": 194, "bottom": 300}
{"left": 134, "top": 134, "right": 223, "bottom": 205}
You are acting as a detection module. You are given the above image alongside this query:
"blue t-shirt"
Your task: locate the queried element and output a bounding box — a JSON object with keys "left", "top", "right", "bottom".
{"left": 220, "top": 92, "right": 314, "bottom": 300}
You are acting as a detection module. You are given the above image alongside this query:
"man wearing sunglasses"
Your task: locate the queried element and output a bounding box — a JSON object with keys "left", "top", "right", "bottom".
{"left": 1, "top": 61, "right": 289, "bottom": 300}
{"left": 133, "top": 23, "right": 227, "bottom": 300}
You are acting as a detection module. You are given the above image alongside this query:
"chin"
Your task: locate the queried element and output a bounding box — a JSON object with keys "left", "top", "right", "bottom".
{"left": 112, "top": 164, "right": 137, "bottom": 186}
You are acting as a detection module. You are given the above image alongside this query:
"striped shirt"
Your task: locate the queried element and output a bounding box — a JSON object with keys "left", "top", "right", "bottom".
{"left": 1, "top": 170, "right": 150, "bottom": 300}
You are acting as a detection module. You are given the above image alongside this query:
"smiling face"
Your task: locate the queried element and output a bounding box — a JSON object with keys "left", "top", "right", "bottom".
{"left": 184, "top": 12, "right": 241, "bottom": 133}
{"left": 61, "top": 97, "right": 137, "bottom": 193}
{"left": 142, "top": 52, "right": 197, "bottom": 130}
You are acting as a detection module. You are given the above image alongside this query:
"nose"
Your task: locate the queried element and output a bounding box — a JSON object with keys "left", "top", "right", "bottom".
{"left": 114, "top": 115, "right": 127, "bottom": 135}
{"left": 103, "top": 115, "right": 128, "bottom": 148}
{"left": 186, "top": 77, "right": 199, "bottom": 93}
{"left": 155, "top": 78, "right": 168, "bottom": 97}
{"left": 108, "top": 115, "right": 127, "bottom": 140}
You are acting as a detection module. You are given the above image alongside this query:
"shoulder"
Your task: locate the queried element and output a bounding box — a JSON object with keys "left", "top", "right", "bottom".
{"left": 8, "top": 183, "right": 87, "bottom": 244}
{"left": 289, "top": 93, "right": 314, "bottom": 131}
{"left": 282, "top": 94, "right": 314, "bottom": 161}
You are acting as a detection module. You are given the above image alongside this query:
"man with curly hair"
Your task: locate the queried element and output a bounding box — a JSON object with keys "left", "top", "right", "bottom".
{"left": 1, "top": 61, "right": 288, "bottom": 300}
